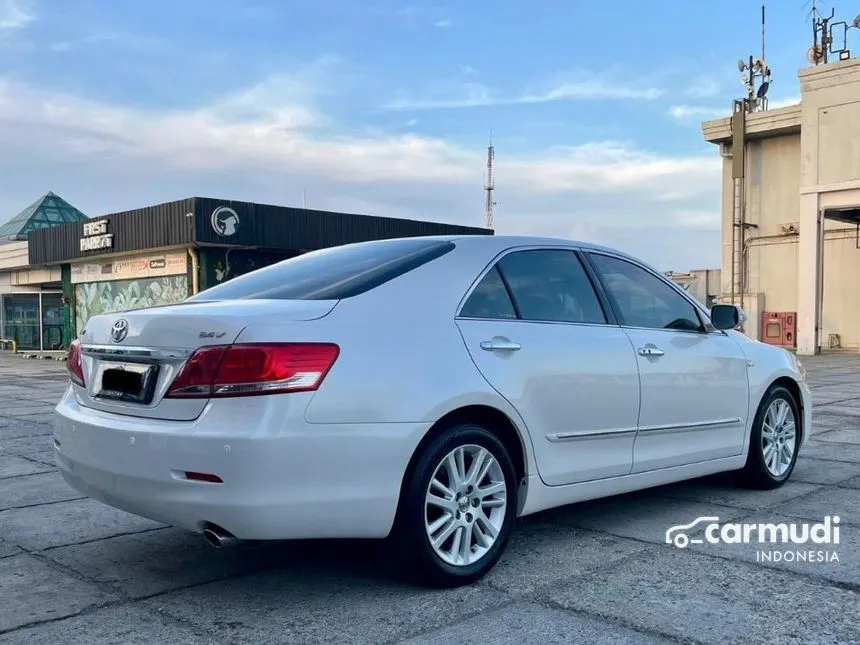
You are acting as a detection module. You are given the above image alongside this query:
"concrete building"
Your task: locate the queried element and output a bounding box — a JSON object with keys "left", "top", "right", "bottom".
{"left": 665, "top": 269, "right": 722, "bottom": 309}
{"left": 0, "top": 193, "right": 87, "bottom": 351}
{"left": 702, "top": 57, "right": 860, "bottom": 355}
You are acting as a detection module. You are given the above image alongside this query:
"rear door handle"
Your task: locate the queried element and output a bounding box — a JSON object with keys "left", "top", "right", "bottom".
{"left": 638, "top": 346, "right": 664, "bottom": 357}
{"left": 480, "top": 339, "right": 521, "bottom": 352}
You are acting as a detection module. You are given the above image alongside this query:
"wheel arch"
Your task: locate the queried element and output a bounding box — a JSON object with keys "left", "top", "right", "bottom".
{"left": 397, "top": 404, "right": 531, "bottom": 518}
{"left": 759, "top": 375, "right": 805, "bottom": 443}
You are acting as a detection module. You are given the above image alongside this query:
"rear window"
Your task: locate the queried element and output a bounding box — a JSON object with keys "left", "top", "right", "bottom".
{"left": 188, "top": 237, "right": 456, "bottom": 301}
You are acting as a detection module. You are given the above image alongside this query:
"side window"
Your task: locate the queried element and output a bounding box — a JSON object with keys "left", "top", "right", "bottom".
{"left": 497, "top": 250, "right": 606, "bottom": 324}
{"left": 588, "top": 253, "right": 704, "bottom": 332}
{"left": 459, "top": 266, "right": 517, "bottom": 319}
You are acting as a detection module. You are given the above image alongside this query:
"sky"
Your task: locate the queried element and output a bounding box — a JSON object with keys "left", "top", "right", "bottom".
{"left": 0, "top": 0, "right": 838, "bottom": 270}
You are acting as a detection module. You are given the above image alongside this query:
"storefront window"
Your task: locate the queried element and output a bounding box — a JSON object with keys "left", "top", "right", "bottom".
{"left": 1, "top": 294, "right": 40, "bottom": 351}
{"left": 0, "top": 293, "right": 67, "bottom": 352}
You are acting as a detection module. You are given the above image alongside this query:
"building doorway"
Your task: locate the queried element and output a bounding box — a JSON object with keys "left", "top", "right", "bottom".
{"left": 818, "top": 207, "right": 860, "bottom": 352}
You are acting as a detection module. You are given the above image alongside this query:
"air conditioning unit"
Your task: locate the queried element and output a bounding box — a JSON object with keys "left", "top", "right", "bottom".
{"left": 778, "top": 222, "right": 800, "bottom": 235}
{"left": 719, "top": 142, "right": 732, "bottom": 158}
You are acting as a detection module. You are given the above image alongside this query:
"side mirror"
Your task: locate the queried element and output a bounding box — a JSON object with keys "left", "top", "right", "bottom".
{"left": 710, "top": 304, "right": 746, "bottom": 330}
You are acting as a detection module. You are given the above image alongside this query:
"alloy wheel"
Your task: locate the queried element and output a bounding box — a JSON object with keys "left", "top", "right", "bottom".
{"left": 424, "top": 443, "right": 507, "bottom": 567}
{"left": 761, "top": 398, "right": 797, "bottom": 477}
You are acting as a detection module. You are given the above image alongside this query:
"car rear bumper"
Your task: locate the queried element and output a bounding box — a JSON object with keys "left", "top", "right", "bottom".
{"left": 52, "top": 386, "right": 430, "bottom": 540}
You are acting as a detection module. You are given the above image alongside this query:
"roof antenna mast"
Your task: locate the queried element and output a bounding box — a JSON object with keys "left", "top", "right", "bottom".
{"left": 807, "top": 0, "right": 860, "bottom": 65}
{"left": 484, "top": 132, "right": 496, "bottom": 229}
{"left": 737, "top": 5, "right": 772, "bottom": 112}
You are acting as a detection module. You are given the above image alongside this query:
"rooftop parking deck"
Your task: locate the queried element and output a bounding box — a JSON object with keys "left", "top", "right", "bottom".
{"left": 1, "top": 352, "right": 859, "bottom": 644}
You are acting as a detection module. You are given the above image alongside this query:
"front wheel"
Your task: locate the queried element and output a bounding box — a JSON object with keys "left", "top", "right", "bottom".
{"left": 388, "top": 424, "right": 517, "bottom": 587}
{"left": 739, "top": 385, "right": 800, "bottom": 489}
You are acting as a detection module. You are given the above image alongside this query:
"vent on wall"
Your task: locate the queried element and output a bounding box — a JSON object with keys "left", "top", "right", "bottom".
{"left": 778, "top": 222, "right": 800, "bottom": 235}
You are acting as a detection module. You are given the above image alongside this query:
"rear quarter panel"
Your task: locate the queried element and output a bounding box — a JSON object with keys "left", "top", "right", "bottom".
{"left": 232, "top": 239, "right": 540, "bottom": 475}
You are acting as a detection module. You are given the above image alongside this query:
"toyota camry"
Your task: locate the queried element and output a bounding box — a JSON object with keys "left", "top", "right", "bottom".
{"left": 53, "top": 235, "right": 812, "bottom": 587}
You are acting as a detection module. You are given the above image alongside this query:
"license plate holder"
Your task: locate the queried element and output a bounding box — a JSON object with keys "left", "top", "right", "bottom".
{"left": 95, "top": 362, "right": 160, "bottom": 404}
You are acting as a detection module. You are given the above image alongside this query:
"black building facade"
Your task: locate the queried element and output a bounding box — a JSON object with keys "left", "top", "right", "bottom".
{"left": 28, "top": 197, "right": 491, "bottom": 345}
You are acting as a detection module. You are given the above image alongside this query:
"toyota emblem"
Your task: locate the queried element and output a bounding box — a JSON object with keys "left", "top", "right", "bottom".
{"left": 110, "top": 319, "right": 129, "bottom": 343}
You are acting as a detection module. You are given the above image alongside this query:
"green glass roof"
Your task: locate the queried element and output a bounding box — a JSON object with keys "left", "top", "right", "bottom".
{"left": 0, "top": 191, "right": 89, "bottom": 241}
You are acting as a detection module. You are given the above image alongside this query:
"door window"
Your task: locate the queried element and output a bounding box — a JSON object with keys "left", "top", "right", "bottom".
{"left": 459, "top": 266, "right": 517, "bottom": 319}
{"left": 459, "top": 249, "right": 607, "bottom": 324}
{"left": 459, "top": 249, "right": 604, "bottom": 324}
{"left": 588, "top": 253, "right": 704, "bottom": 332}
{"left": 497, "top": 250, "right": 605, "bottom": 324}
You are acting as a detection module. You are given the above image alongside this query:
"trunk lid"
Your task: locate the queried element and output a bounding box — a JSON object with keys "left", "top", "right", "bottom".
{"left": 76, "top": 299, "right": 337, "bottom": 421}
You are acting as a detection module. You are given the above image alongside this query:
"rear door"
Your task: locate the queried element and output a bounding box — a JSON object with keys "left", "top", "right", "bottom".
{"left": 584, "top": 251, "right": 749, "bottom": 473}
{"left": 455, "top": 246, "right": 641, "bottom": 486}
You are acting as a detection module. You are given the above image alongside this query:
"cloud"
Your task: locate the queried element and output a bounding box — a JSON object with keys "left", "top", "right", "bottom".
{"left": 51, "top": 34, "right": 120, "bottom": 52}
{"left": 523, "top": 82, "right": 662, "bottom": 102}
{"left": 686, "top": 78, "right": 721, "bottom": 98}
{"left": 668, "top": 104, "right": 726, "bottom": 121}
{"left": 434, "top": 20, "right": 451, "bottom": 28}
{"left": 669, "top": 209, "right": 721, "bottom": 230}
{"left": 499, "top": 141, "right": 718, "bottom": 199}
{"left": 0, "top": 71, "right": 721, "bottom": 270}
{"left": 49, "top": 32, "right": 168, "bottom": 54}
{"left": 0, "top": 0, "right": 33, "bottom": 29}
{"left": 458, "top": 64, "right": 477, "bottom": 76}
{"left": 381, "top": 78, "right": 663, "bottom": 111}
{"left": 668, "top": 94, "right": 801, "bottom": 122}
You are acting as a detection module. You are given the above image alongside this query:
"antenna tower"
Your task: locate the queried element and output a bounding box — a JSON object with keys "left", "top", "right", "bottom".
{"left": 729, "top": 6, "right": 771, "bottom": 322}
{"left": 484, "top": 133, "right": 496, "bottom": 229}
{"left": 737, "top": 5, "right": 772, "bottom": 113}
{"left": 806, "top": 1, "right": 860, "bottom": 65}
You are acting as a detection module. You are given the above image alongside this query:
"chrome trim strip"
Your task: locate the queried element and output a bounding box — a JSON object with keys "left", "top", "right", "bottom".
{"left": 546, "top": 428, "right": 638, "bottom": 443}
{"left": 637, "top": 417, "right": 743, "bottom": 436}
{"left": 81, "top": 345, "right": 194, "bottom": 361}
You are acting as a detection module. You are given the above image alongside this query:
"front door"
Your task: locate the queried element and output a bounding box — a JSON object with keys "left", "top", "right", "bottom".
{"left": 585, "top": 252, "right": 749, "bottom": 473}
{"left": 455, "top": 247, "right": 641, "bottom": 486}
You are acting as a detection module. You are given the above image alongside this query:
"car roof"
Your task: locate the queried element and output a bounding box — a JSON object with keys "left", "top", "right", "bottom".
{"left": 334, "top": 233, "right": 654, "bottom": 276}
{"left": 397, "top": 233, "right": 640, "bottom": 263}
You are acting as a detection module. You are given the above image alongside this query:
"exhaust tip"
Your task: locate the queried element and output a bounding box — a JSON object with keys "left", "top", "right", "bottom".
{"left": 202, "top": 524, "right": 241, "bottom": 549}
{"left": 203, "top": 528, "right": 223, "bottom": 548}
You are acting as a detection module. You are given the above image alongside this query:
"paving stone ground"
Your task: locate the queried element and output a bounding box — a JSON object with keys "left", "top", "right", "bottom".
{"left": 1, "top": 351, "right": 859, "bottom": 644}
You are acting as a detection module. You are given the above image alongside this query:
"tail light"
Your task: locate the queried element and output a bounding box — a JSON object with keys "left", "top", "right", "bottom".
{"left": 165, "top": 343, "right": 339, "bottom": 399}
{"left": 67, "top": 339, "right": 85, "bottom": 386}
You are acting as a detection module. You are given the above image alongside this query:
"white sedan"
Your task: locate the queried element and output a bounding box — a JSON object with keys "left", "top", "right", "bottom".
{"left": 53, "top": 235, "right": 811, "bottom": 587}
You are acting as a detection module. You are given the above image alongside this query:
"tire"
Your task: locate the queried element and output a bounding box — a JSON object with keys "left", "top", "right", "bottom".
{"left": 739, "top": 385, "right": 801, "bottom": 490}
{"left": 387, "top": 423, "right": 518, "bottom": 588}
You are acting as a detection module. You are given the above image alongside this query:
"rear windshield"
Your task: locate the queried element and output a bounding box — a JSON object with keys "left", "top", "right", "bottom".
{"left": 188, "top": 237, "right": 456, "bottom": 301}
